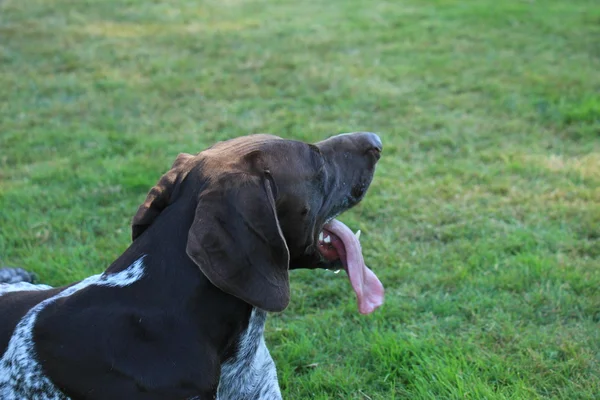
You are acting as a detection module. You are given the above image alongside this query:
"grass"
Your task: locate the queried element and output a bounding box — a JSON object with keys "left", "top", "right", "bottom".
{"left": 1, "top": 0, "right": 599, "bottom": 398}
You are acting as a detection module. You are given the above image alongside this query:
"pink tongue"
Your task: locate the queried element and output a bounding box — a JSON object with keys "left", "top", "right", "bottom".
{"left": 324, "top": 219, "right": 384, "bottom": 315}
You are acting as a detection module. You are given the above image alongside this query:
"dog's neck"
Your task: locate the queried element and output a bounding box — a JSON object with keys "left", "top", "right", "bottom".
{"left": 104, "top": 199, "right": 255, "bottom": 362}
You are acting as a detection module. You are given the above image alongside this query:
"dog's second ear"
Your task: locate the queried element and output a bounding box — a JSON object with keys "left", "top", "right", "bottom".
{"left": 186, "top": 173, "right": 290, "bottom": 312}
{"left": 132, "top": 153, "right": 194, "bottom": 241}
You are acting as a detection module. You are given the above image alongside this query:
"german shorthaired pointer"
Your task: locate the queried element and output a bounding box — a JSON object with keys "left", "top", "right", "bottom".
{"left": 0, "top": 132, "right": 385, "bottom": 399}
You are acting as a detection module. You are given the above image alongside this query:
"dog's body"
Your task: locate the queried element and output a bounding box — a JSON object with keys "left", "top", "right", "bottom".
{"left": 1, "top": 259, "right": 279, "bottom": 400}
{"left": 0, "top": 133, "right": 384, "bottom": 399}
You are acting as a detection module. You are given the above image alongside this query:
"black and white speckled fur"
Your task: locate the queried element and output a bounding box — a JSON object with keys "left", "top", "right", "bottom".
{"left": 0, "top": 260, "right": 282, "bottom": 400}
{"left": 0, "top": 259, "right": 146, "bottom": 399}
{"left": 0, "top": 267, "right": 37, "bottom": 286}
{"left": 217, "top": 308, "right": 282, "bottom": 400}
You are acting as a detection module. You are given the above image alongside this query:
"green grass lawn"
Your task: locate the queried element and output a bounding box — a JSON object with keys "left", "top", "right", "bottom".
{"left": 1, "top": 0, "right": 599, "bottom": 398}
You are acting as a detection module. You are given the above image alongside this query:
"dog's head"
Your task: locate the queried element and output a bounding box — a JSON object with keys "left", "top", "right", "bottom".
{"left": 131, "top": 133, "right": 384, "bottom": 314}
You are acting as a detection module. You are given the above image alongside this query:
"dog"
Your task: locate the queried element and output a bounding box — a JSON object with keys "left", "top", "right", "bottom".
{"left": 0, "top": 132, "right": 385, "bottom": 399}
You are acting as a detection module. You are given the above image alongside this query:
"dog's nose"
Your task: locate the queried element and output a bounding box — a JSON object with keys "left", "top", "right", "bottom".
{"left": 315, "top": 131, "right": 383, "bottom": 160}
{"left": 364, "top": 132, "right": 383, "bottom": 152}
{"left": 355, "top": 132, "right": 382, "bottom": 160}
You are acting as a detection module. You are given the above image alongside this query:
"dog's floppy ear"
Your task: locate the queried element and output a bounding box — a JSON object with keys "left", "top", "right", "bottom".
{"left": 186, "top": 171, "right": 290, "bottom": 312}
{"left": 132, "top": 153, "right": 194, "bottom": 241}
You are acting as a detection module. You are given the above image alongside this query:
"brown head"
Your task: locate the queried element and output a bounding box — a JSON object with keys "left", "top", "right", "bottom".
{"left": 131, "top": 132, "right": 384, "bottom": 314}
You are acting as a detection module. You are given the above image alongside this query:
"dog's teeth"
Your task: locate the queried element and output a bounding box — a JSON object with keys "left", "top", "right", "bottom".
{"left": 318, "top": 232, "right": 324, "bottom": 242}
{"left": 354, "top": 230, "right": 361, "bottom": 240}
{"left": 323, "top": 236, "right": 331, "bottom": 244}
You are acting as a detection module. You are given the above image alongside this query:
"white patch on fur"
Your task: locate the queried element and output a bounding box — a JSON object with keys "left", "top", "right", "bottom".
{"left": 0, "top": 283, "right": 53, "bottom": 296}
{"left": 217, "top": 308, "right": 282, "bottom": 400}
{"left": 0, "top": 256, "right": 146, "bottom": 400}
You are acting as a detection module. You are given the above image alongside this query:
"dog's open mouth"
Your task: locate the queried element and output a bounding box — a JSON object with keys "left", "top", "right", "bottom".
{"left": 317, "top": 219, "right": 384, "bottom": 315}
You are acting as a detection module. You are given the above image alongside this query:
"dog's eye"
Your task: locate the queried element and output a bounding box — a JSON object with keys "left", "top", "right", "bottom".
{"left": 300, "top": 207, "right": 309, "bottom": 217}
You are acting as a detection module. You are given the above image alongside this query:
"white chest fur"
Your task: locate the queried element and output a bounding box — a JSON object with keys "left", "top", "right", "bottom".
{"left": 217, "top": 308, "right": 282, "bottom": 400}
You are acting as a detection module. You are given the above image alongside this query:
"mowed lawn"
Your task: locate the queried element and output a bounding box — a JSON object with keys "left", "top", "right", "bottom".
{"left": 1, "top": 0, "right": 599, "bottom": 398}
